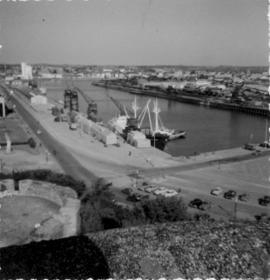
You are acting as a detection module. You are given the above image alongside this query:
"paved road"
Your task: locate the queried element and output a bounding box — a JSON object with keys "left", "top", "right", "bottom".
{"left": 0, "top": 84, "right": 98, "bottom": 190}
{"left": 140, "top": 149, "right": 270, "bottom": 178}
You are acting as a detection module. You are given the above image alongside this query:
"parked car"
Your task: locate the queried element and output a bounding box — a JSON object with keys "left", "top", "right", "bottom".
{"left": 121, "top": 188, "right": 133, "bottom": 195}
{"left": 258, "top": 195, "right": 270, "bottom": 206}
{"left": 36, "top": 129, "right": 42, "bottom": 135}
{"left": 244, "top": 143, "right": 256, "bottom": 151}
{"left": 189, "top": 199, "right": 202, "bottom": 209}
{"left": 259, "top": 142, "right": 270, "bottom": 148}
{"left": 141, "top": 194, "right": 149, "bottom": 200}
{"left": 210, "top": 187, "right": 223, "bottom": 196}
{"left": 198, "top": 201, "right": 211, "bottom": 211}
{"left": 189, "top": 199, "right": 210, "bottom": 211}
{"left": 127, "top": 193, "right": 142, "bottom": 202}
{"left": 145, "top": 186, "right": 158, "bottom": 193}
{"left": 162, "top": 191, "right": 178, "bottom": 198}
{"left": 137, "top": 185, "right": 145, "bottom": 191}
{"left": 254, "top": 213, "right": 269, "bottom": 222}
{"left": 224, "top": 190, "right": 237, "bottom": 200}
{"left": 238, "top": 193, "right": 249, "bottom": 202}
{"left": 162, "top": 189, "right": 178, "bottom": 197}
{"left": 153, "top": 187, "right": 167, "bottom": 195}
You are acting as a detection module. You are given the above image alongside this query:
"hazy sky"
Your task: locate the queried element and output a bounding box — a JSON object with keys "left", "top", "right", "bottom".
{"left": 0, "top": 0, "right": 268, "bottom": 66}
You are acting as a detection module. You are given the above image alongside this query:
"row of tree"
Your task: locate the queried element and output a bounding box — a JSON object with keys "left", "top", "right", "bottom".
{"left": 80, "top": 180, "right": 191, "bottom": 233}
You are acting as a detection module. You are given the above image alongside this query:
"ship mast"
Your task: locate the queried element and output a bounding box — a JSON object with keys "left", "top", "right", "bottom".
{"left": 266, "top": 103, "right": 270, "bottom": 143}
{"left": 153, "top": 98, "right": 160, "bottom": 133}
{"left": 131, "top": 96, "right": 140, "bottom": 119}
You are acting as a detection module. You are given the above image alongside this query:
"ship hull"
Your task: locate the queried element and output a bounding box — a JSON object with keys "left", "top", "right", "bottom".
{"left": 169, "top": 130, "right": 187, "bottom": 141}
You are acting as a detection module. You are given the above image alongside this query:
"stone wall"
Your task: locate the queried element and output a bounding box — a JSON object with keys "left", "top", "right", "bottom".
{"left": 0, "top": 179, "right": 81, "bottom": 246}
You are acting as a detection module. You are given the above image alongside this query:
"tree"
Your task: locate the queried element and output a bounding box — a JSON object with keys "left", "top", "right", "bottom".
{"left": 139, "top": 196, "right": 189, "bottom": 224}
{"left": 28, "top": 137, "right": 36, "bottom": 148}
{"left": 80, "top": 178, "right": 116, "bottom": 233}
{"left": 80, "top": 202, "right": 103, "bottom": 233}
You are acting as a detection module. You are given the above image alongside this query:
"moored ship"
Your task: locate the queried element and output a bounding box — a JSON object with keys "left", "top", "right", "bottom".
{"left": 108, "top": 96, "right": 186, "bottom": 150}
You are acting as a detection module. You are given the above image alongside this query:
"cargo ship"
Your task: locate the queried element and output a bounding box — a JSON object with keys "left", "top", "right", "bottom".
{"left": 108, "top": 97, "right": 186, "bottom": 150}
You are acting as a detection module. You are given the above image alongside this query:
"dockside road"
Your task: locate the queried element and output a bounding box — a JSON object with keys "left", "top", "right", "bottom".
{"left": 0, "top": 84, "right": 98, "bottom": 189}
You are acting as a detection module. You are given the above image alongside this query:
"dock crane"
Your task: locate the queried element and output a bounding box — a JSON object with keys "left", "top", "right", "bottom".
{"left": 63, "top": 76, "right": 99, "bottom": 122}
{"left": 106, "top": 94, "right": 133, "bottom": 117}
{"left": 73, "top": 86, "right": 98, "bottom": 122}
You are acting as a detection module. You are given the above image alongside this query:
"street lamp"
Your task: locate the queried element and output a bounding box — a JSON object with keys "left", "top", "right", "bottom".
{"left": 234, "top": 195, "right": 238, "bottom": 221}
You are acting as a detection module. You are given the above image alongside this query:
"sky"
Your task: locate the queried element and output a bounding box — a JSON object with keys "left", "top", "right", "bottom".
{"left": 0, "top": 0, "right": 268, "bottom": 66}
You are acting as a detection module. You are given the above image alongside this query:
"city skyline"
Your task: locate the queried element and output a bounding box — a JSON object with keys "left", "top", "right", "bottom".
{"left": 0, "top": 0, "right": 268, "bottom": 66}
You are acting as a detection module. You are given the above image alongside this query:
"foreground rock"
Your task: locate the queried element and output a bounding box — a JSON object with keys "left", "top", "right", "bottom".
{"left": 89, "top": 220, "right": 270, "bottom": 279}
{"left": 0, "top": 220, "right": 269, "bottom": 279}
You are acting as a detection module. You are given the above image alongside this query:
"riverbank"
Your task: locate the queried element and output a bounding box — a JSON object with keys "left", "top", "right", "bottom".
{"left": 93, "top": 81, "right": 270, "bottom": 117}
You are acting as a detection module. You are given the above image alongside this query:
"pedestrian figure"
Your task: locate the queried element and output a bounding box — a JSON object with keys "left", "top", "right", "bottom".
{"left": 128, "top": 151, "right": 132, "bottom": 156}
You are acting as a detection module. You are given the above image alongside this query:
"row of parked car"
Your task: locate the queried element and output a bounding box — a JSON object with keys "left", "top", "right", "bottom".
{"left": 210, "top": 187, "right": 270, "bottom": 206}
{"left": 244, "top": 142, "right": 270, "bottom": 152}
{"left": 121, "top": 184, "right": 179, "bottom": 202}
{"left": 137, "top": 185, "right": 179, "bottom": 197}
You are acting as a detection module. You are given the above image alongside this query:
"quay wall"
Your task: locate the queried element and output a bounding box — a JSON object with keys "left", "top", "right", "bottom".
{"left": 93, "top": 82, "right": 270, "bottom": 118}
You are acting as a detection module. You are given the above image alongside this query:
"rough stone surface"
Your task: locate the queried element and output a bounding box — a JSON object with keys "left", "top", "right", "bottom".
{"left": 88, "top": 220, "right": 270, "bottom": 279}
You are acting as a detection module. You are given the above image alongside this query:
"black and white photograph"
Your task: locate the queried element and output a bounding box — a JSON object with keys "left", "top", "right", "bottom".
{"left": 0, "top": 0, "right": 269, "bottom": 278}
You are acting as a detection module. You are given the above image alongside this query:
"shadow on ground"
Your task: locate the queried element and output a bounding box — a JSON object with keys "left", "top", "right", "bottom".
{"left": 0, "top": 236, "right": 110, "bottom": 279}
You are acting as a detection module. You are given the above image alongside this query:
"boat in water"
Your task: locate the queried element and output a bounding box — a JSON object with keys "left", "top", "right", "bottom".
{"left": 150, "top": 98, "right": 186, "bottom": 141}
{"left": 108, "top": 96, "right": 186, "bottom": 150}
{"left": 137, "top": 98, "right": 186, "bottom": 141}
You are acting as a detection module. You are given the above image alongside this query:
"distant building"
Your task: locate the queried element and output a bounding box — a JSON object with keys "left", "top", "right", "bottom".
{"left": 5, "top": 76, "right": 14, "bottom": 82}
{"left": 10, "top": 79, "right": 23, "bottom": 87}
{"left": 21, "top": 62, "right": 33, "bottom": 80}
{"left": 195, "top": 80, "right": 212, "bottom": 87}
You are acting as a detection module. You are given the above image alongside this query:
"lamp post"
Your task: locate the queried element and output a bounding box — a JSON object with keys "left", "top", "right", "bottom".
{"left": 234, "top": 195, "right": 238, "bottom": 221}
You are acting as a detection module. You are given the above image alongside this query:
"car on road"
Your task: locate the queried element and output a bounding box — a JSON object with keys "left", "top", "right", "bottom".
{"left": 259, "top": 142, "right": 270, "bottom": 148}
{"left": 224, "top": 190, "right": 237, "bottom": 200}
{"left": 243, "top": 143, "right": 256, "bottom": 151}
{"left": 137, "top": 185, "right": 146, "bottom": 191}
{"left": 189, "top": 199, "right": 210, "bottom": 211}
{"left": 141, "top": 194, "right": 149, "bottom": 200}
{"left": 210, "top": 187, "right": 223, "bottom": 196}
{"left": 238, "top": 193, "right": 249, "bottom": 202}
{"left": 36, "top": 129, "right": 42, "bottom": 135}
{"left": 258, "top": 195, "right": 270, "bottom": 206}
{"left": 121, "top": 188, "right": 133, "bottom": 195}
{"left": 127, "top": 193, "right": 142, "bottom": 202}
{"left": 112, "top": 200, "right": 130, "bottom": 209}
{"left": 189, "top": 199, "right": 202, "bottom": 209}
{"left": 161, "top": 189, "right": 178, "bottom": 197}
{"left": 144, "top": 185, "right": 158, "bottom": 193}
{"left": 254, "top": 213, "right": 269, "bottom": 221}
{"left": 153, "top": 187, "right": 167, "bottom": 195}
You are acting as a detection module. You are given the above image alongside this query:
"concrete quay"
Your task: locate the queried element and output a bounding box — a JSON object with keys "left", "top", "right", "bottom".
{"left": 93, "top": 81, "right": 270, "bottom": 117}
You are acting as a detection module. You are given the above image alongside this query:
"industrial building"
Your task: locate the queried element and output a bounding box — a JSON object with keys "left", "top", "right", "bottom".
{"left": 77, "top": 115, "right": 117, "bottom": 145}
{"left": 30, "top": 95, "right": 48, "bottom": 105}
{"left": 21, "top": 62, "right": 33, "bottom": 80}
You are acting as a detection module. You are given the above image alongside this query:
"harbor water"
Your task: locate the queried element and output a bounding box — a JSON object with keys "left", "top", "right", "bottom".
{"left": 42, "top": 79, "right": 267, "bottom": 157}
